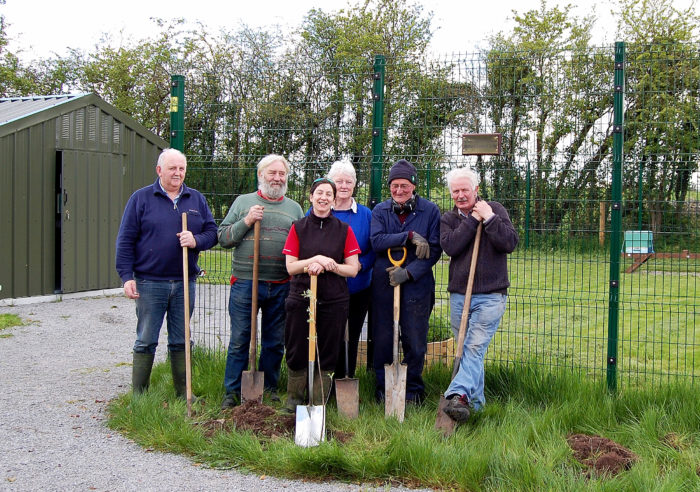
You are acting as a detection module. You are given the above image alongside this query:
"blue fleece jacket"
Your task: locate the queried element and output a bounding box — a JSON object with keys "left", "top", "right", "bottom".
{"left": 305, "top": 199, "right": 375, "bottom": 293}
{"left": 115, "top": 179, "right": 218, "bottom": 283}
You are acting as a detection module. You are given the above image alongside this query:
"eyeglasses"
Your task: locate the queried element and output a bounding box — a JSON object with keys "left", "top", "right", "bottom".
{"left": 390, "top": 183, "right": 413, "bottom": 191}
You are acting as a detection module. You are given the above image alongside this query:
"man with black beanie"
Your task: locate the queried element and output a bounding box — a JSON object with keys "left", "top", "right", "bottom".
{"left": 369, "top": 159, "right": 442, "bottom": 404}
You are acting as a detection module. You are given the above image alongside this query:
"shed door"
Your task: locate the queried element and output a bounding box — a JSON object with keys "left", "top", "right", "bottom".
{"left": 59, "top": 150, "right": 124, "bottom": 293}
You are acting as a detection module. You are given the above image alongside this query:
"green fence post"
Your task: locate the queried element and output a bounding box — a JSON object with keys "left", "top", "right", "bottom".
{"left": 525, "top": 161, "right": 531, "bottom": 249}
{"left": 170, "top": 74, "right": 185, "bottom": 151}
{"left": 637, "top": 159, "right": 644, "bottom": 230}
{"left": 606, "top": 42, "right": 625, "bottom": 392}
{"left": 370, "top": 55, "right": 385, "bottom": 209}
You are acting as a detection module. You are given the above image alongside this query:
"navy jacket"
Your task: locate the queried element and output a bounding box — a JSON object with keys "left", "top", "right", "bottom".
{"left": 115, "top": 179, "right": 218, "bottom": 283}
{"left": 370, "top": 195, "right": 442, "bottom": 299}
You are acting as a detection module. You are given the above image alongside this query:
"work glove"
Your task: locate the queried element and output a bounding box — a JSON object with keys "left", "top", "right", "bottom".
{"left": 410, "top": 231, "right": 430, "bottom": 259}
{"left": 386, "top": 266, "right": 410, "bottom": 286}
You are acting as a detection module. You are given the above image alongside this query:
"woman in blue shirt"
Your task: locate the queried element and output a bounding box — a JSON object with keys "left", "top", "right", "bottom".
{"left": 326, "top": 160, "right": 376, "bottom": 381}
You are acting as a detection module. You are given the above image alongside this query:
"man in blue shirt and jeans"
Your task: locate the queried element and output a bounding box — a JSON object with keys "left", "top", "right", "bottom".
{"left": 116, "top": 148, "right": 218, "bottom": 398}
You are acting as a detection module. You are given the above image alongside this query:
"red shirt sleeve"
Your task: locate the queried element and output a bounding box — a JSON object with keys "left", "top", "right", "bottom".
{"left": 344, "top": 226, "right": 361, "bottom": 258}
{"left": 282, "top": 224, "right": 300, "bottom": 256}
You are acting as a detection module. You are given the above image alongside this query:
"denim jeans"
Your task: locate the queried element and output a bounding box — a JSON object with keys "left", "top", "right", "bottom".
{"left": 133, "top": 278, "right": 196, "bottom": 354}
{"left": 445, "top": 293, "right": 507, "bottom": 410}
{"left": 224, "top": 279, "right": 289, "bottom": 395}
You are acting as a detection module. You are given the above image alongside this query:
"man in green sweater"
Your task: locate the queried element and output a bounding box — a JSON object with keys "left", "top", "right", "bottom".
{"left": 218, "top": 154, "right": 303, "bottom": 408}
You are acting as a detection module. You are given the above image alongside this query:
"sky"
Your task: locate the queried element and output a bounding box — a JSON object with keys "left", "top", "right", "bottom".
{"left": 2, "top": 0, "right": 698, "bottom": 61}
{"left": 1, "top": 0, "right": 665, "bottom": 61}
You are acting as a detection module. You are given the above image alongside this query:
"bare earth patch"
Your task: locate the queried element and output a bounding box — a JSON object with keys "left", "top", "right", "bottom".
{"left": 226, "top": 400, "right": 295, "bottom": 438}
{"left": 199, "top": 400, "right": 355, "bottom": 443}
{"left": 567, "top": 433, "right": 638, "bottom": 477}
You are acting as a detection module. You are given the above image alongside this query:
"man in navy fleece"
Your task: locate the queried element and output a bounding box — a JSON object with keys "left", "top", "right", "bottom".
{"left": 116, "top": 148, "right": 218, "bottom": 397}
{"left": 370, "top": 159, "right": 442, "bottom": 404}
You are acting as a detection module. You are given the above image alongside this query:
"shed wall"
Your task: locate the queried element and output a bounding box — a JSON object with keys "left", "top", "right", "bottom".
{"left": 1, "top": 103, "right": 163, "bottom": 300}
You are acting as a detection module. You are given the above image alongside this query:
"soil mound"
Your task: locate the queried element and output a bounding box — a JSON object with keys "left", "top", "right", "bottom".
{"left": 567, "top": 433, "right": 638, "bottom": 477}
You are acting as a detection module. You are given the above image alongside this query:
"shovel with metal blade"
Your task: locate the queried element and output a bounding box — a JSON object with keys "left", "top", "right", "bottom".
{"left": 241, "top": 221, "right": 264, "bottom": 403}
{"left": 385, "top": 246, "right": 408, "bottom": 422}
{"left": 295, "top": 273, "right": 325, "bottom": 447}
{"left": 335, "top": 321, "right": 359, "bottom": 419}
{"left": 435, "top": 221, "right": 483, "bottom": 436}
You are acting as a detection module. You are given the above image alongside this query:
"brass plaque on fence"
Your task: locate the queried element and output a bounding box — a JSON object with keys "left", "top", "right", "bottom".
{"left": 462, "top": 133, "right": 502, "bottom": 155}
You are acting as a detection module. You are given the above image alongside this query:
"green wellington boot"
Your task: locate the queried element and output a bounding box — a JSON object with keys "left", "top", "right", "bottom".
{"left": 280, "top": 368, "right": 307, "bottom": 415}
{"left": 169, "top": 350, "right": 193, "bottom": 400}
{"left": 312, "top": 370, "right": 333, "bottom": 405}
{"left": 132, "top": 352, "right": 155, "bottom": 394}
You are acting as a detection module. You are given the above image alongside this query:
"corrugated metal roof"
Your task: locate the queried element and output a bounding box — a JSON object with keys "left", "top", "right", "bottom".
{"left": 0, "top": 93, "right": 90, "bottom": 126}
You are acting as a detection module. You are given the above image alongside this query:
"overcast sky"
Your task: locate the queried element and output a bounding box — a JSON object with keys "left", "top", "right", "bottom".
{"left": 1, "top": 0, "right": 697, "bottom": 60}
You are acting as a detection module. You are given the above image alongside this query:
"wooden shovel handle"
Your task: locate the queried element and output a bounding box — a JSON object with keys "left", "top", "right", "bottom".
{"left": 308, "top": 274, "right": 318, "bottom": 363}
{"left": 181, "top": 213, "right": 193, "bottom": 417}
{"left": 388, "top": 247, "right": 406, "bottom": 364}
{"left": 453, "top": 221, "right": 483, "bottom": 377}
{"left": 249, "top": 221, "right": 260, "bottom": 370}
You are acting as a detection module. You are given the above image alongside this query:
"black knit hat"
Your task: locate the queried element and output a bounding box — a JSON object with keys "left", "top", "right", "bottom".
{"left": 387, "top": 159, "right": 417, "bottom": 185}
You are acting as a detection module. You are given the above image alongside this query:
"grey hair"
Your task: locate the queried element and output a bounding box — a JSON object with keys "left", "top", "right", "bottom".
{"left": 327, "top": 160, "right": 357, "bottom": 183}
{"left": 445, "top": 167, "right": 479, "bottom": 192}
{"left": 257, "top": 154, "right": 291, "bottom": 175}
{"left": 156, "top": 148, "right": 186, "bottom": 168}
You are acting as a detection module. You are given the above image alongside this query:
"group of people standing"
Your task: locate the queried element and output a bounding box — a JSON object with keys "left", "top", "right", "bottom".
{"left": 115, "top": 148, "right": 518, "bottom": 423}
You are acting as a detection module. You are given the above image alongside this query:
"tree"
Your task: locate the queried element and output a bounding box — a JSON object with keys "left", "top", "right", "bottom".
{"left": 614, "top": 0, "right": 700, "bottom": 233}
{"left": 0, "top": 3, "right": 41, "bottom": 96}
{"left": 298, "top": 0, "right": 472, "bottom": 194}
{"left": 66, "top": 19, "right": 189, "bottom": 138}
{"left": 483, "top": 0, "right": 611, "bottom": 238}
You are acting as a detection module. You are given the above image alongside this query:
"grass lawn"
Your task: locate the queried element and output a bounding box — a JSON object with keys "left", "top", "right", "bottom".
{"left": 108, "top": 351, "right": 700, "bottom": 490}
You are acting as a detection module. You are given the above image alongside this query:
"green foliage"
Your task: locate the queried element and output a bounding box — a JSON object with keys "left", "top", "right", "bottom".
{"left": 615, "top": 0, "right": 700, "bottom": 232}
{"left": 108, "top": 351, "right": 700, "bottom": 490}
{"left": 0, "top": 313, "right": 22, "bottom": 330}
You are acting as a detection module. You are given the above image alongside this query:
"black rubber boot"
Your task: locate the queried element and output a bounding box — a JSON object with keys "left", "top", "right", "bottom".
{"left": 281, "top": 368, "right": 307, "bottom": 415}
{"left": 132, "top": 352, "right": 155, "bottom": 394}
{"left": 312, "top": 370, "right": 333, "bottom": 405}
{"left": 169, "top": 350, "right": 190, "bottom": 399}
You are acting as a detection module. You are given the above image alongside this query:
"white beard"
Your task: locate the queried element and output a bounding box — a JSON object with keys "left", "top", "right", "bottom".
{"left": 259, "top": 179, "right": 287, "bottom": 200}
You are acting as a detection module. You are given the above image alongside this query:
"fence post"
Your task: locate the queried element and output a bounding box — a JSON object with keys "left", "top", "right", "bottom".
{"left": 525, "top": 161, "right": 531, "bottom": 249}
{"left": 637, "top": 158, "right": 644, "bottom": 230}
{"left": 606, "top": 42, "right": 625, "bottom": 392}
{"left": 370, "top": 55, "right": 386, "bottom": 209}
{"left": 170, "top": 74, "right": 185, "bottom": 151}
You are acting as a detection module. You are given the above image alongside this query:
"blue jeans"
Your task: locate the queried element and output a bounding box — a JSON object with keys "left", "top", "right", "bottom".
{"left": 133, "top": 278, "right": 195, "bottom": 354}
{"left": 224, "top": 280, "right": 288, "bottom": 395}
{"left": 445, "top": 293, "right": 507, "bottom": 410}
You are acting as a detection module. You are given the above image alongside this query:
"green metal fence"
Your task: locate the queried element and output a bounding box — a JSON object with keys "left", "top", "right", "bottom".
{"left": 179, "top": 42, "right": 700, "bottom": 390}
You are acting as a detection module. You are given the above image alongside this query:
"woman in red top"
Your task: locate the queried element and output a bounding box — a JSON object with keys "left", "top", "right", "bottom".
{"left": 281, "top": 178, "right": 360, "bottom": 414}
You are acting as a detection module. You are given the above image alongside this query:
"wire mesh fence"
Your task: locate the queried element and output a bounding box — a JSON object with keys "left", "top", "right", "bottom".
{"left": 183, "top": 43, "right": 700, "bottom": 389}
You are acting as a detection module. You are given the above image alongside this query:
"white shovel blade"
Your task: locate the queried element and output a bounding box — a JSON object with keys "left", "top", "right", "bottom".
{"left": 295, "top": 405, "right": 326, "bottom": 447}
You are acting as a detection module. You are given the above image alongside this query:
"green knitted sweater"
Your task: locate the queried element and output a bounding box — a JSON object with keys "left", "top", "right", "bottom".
{"left": 217, "top": 192, "right": 303, "bottom": 281}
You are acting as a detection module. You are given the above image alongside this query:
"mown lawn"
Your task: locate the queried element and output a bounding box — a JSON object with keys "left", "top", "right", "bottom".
{"left": 198, "top": 246, "right": 700, "bottom": 383}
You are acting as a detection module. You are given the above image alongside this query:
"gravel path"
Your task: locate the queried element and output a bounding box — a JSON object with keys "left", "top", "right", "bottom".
{"left": 0, "top": 293, "right": 427, "bottom": 492}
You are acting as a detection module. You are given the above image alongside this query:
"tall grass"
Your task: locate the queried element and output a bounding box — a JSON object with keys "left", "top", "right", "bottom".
{"left": 108, "top": 349, "right": 700, "bottom": 490}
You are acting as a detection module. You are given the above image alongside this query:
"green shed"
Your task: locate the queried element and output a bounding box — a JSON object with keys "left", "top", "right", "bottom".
{"left": 0, "top": 93, "right": 168, "bottom": 301}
